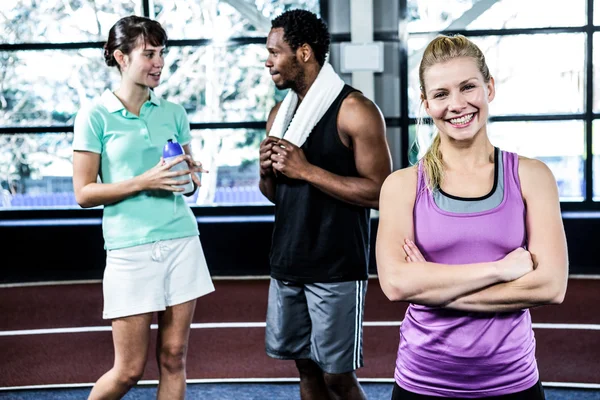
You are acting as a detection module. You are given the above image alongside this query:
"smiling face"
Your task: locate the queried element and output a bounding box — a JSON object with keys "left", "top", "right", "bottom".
{"left": 118, "top": 38, "right": 165, "bottom": 89}
{"left": 265, "top": 28, "right": 305, "bottom": 93}
{"left": 422, "top": 56, "right": 495, "bottom": 143}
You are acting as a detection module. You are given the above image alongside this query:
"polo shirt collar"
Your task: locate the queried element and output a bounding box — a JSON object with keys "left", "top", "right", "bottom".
{"left": 101, "top": 90, "right": 124, "bottom": 113}
{"left": 100, "top": 89, "right": 161, "bottom": 113}
{"left": 149, "top": 89, "right": 161, "bottom": 106}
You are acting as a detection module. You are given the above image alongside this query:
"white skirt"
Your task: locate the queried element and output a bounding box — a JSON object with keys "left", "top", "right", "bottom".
{"left": 102, "top": 236, "right": 215, "bottom": 319}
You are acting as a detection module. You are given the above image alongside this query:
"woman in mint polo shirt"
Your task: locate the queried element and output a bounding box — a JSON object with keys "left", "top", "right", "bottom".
{"left": 72, "top": 16, "right": 214, "bottom": 400}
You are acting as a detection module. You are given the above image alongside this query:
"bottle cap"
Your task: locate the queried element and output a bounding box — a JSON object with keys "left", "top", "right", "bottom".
{"left": 162, "top": 138, "right": 184, "bottom": 158}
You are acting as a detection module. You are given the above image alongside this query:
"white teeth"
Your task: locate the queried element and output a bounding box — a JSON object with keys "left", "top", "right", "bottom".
{"left": 449, "top": 113, "right": 474, "bottom": 125}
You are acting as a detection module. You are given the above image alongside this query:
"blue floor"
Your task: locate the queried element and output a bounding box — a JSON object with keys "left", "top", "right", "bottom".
{"left": 0, "top": 383, "right": 599, "bottom": 399}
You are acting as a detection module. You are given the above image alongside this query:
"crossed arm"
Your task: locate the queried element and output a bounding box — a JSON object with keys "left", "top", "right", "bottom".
{"left": 375, "top": 158, "right": 568, "bottom": 312}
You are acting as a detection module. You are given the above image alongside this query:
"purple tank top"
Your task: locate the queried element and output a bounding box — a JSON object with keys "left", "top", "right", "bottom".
{"left": 394, "top": 150, "right": 539, "bottom": 398}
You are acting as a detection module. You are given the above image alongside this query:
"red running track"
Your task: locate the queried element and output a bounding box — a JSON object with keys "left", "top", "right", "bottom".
{"left": 1, "top": 278, "right": 598, "bottom": 388}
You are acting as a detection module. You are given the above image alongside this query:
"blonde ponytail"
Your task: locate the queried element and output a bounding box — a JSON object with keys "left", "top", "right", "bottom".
{"left": 410, "top": 106, "right": 443, "bottom": 191}
{"left": 422, "top": 134, "right": 443, "bottom": 191}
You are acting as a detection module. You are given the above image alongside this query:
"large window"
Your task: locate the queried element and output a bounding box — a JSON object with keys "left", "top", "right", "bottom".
{"left": 0, "top": 0, "right": 319, "bottom": 209}
{"left": 2, "top": 0, "right": 599, "bottom": 210}
{"left": 405, "top": 0, "right": 597, "bottom": 206}
{"left": 407, "top": 0, "right": 586, "bottom": 32}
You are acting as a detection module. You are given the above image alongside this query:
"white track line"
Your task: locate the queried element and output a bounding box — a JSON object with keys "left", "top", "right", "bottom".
{"left": 0, "top": 279, "right": 102, "bottom": 288}
{"left": 1, "top": 379, "right": 599, "bottom": 392}
{"left": 569, "top": 274, "right": 600, "bottom": 280}
{"left": 0, "top": 275, "right": 382, "bottom": 288}
{"left": 2, "top": 321, "right": 600, "bottom": 337}
{"left": 532, "top": 323, "right": 600, "bottom": 330}
{"left": 542, "top": 382, "right": 600, "bottom": 389}
{"left": 0, "top": 276, "right": 277, "bottom": 288}
{"left": 2, "top": 274, "right": 597, "bottom": 289}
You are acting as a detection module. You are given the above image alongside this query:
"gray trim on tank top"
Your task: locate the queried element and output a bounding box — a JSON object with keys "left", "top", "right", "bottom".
{"left": 433, "top": 148, "right": 504, "bottom": 213}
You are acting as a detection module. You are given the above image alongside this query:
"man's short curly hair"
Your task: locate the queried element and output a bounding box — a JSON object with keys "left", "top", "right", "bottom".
{"left": 271, "top": 9, "right": 330, "bottom": 66}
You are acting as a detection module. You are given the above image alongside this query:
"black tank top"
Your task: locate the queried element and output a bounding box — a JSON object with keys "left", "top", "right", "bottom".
{"left": 269, "top": 84, "right": 370, "bottom": 283}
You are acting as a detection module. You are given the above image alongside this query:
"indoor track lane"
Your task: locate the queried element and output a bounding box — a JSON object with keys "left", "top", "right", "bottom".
{"left": 1, "top": 277, "right": 598, "bottom": 389}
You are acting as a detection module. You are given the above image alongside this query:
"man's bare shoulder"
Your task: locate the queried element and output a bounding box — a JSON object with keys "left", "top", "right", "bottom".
{"left": 269, "top": 101, "right": 283, "bottom": 116}
{"left": 340, "top": 91, "right": 379, "bottom": 115}
{"left": 266, "top": 101, "right": 283, "bottom": 133}
{"left": 338, "top": 91, "right": 385, "bottom": 138}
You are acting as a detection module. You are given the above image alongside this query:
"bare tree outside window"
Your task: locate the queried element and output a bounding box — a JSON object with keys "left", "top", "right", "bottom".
{"left": 0, "top": 0, "right": 318, "bottom": 209}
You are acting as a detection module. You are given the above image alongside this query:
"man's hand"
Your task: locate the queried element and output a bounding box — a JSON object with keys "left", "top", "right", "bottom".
{"left": 270, "top": 138, "right": 312, "bottom": 180}
{"left": 259, "top": 136, "right": 279, "bottom": 178}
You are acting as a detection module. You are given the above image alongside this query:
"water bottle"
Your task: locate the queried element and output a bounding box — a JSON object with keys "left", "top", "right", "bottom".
{"left": 162, "top": 139, "right": 195, "bottom": 195}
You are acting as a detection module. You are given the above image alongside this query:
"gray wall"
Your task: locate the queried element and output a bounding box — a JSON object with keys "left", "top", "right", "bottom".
{"left": 326, "top": 0, "right": 403, "bottom": 170}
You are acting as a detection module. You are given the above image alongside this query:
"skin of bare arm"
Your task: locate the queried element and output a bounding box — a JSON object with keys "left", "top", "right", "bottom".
{"left": 258, "top": 102, "right": 282, "bottom": 203}
{"left": 269, "top": 92, "right": 392, "bottom": 209}
{"left": 73, "top": 150, "right": 193, "bottom": 208}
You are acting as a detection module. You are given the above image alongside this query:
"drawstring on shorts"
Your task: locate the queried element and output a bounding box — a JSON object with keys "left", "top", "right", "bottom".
{"left": 151, "top": 241, "right": 171, "bottom": 262}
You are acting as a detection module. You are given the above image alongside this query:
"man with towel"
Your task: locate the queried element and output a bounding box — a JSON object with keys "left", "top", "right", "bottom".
{"left": 259, "top": 9, "right": 392, "bottom": 400}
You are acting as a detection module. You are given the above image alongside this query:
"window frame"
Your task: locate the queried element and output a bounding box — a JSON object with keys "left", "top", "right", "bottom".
{"left": 394, "top": 0, "right": 599, "bottom": 212}
{"left": 0, "top": 0, "right": 313, "bottom": 218}
{"left": 1, "top": 0, "right": 599, "bottom": 219}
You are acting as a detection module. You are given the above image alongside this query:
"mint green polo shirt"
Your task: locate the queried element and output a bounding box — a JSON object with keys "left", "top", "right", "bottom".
{"left": 73, "top": 89, "right": 199, "bottom": 250}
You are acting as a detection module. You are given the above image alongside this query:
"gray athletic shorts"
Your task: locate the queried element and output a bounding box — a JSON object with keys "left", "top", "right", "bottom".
{"left": 265, "top": 278, "right": 367, "bottom": 374}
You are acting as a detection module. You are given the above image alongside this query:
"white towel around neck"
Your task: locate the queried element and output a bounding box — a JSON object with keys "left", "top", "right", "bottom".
{"left": 268, "top": 62, "right": 345, "bottom": 147}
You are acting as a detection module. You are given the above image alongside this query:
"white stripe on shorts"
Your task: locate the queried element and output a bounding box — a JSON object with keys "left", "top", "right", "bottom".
{"left": 353, "top": 280, "right": 365, "bottom": 370}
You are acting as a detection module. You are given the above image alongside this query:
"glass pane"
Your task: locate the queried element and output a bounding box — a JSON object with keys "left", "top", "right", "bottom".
{"left": 0, "top": 49, "right": 119, "bottom": 127}
{"left": 187, "top": 129, "right": 270, "bottom": 206}
{"left": 408, "top": 34, "right": 585, "bottom": 117}
{"left": 408, "top": 0, "right": 585, "bottom": 33}
{"left": 154, "top": 0, "right": 320, "bottom": 40}
{"left": 593, "top": 33, "right": 600, "bottom": 112}
{"left": 156, "top": 44, "right": 276, "bottom": 123}
{"left": 489, "top": 121, "right": 585, "bottom": 201}
{"left": 0, "top": 0, "right": 139, "bottom": 44}
{"left": 0, "top": 129, "right": 270, "bottom": 210}
{"left": 595, "top": 0, "right": 600, "bottom": 25}
{"left": 0, "top": 133, "right": 76, "bottom": 209}
{"left": 592, "top": 121, "right": 600, "bottom": 201}
{"left": 407, "top": 121, "right": 585, "bottom": 201}
{"left": 407, "top": 123, "right": 430, "bottom": 166}
{"left": 1, "top": 44, "right": 280, "bottom": 126}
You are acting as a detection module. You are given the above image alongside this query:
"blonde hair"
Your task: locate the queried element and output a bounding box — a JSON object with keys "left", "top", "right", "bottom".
{"left": 416, "top": 34, "right": 491, "bottom": 191}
